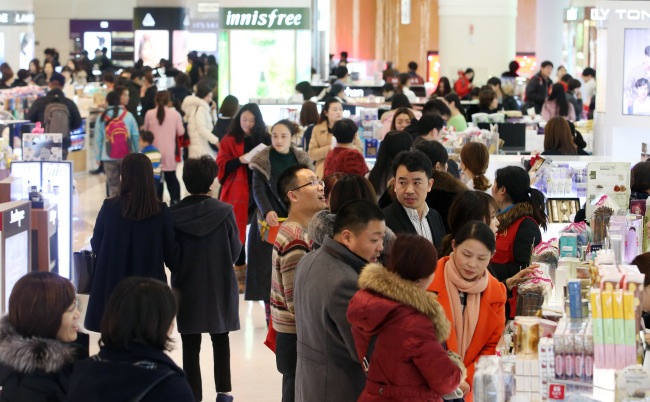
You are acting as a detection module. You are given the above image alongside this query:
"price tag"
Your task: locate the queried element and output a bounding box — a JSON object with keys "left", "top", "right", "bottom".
{"left": 549, "top": 383, "right": 565, "bottom": 400}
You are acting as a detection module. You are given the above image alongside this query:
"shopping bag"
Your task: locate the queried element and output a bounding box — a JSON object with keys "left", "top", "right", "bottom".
{"left": 73, "top": 250, "right": 96, "bottom": 294}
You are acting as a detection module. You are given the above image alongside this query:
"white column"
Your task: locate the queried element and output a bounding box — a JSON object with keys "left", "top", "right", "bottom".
{"left": 438, "top": 0, "right": 518, "bottom": 85}
{"left": 535, "top": 0, "right": 570, "bottom": 66}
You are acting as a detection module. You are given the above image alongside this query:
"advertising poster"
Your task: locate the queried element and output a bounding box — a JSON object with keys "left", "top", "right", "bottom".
{"left": 4, "top": 231, "right": 28, "bottom": 313}
{"left": 134, "top": 30, "right": 169, "bottom": 67}
{"left": 172, "top": 31, "right": 218, "bottom": 71}
{"left": 0, "top": 33, "right": 4, "bottom": 65}
{"left": 84, "top": 32, "right": 112, "bottom": 58}
{"left": 586, "top": 162, "right": 631, "bottom": 217}
{"left": 623, "top": 29, "right": 650, "bottom": 116}
{"left": 22, "top": 134, "right": 63, "bottom": 161}
{"left": 19, "top": 33, "right": 34, "bottom": 69}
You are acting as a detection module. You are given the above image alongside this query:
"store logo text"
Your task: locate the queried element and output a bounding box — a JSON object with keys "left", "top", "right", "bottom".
{"left": 591, "top": 8, "right": 650, "bottom": 21}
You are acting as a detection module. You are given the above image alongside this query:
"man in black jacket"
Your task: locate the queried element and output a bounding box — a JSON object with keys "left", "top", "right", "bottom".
{"left": 382, "top": 150, "right": 446, "bottom": 248}
{"left": 524, "top": 60, "right": 553, "bottom": 114}
{"left": 26, "top": 73, "right": 83, "bottom": 159}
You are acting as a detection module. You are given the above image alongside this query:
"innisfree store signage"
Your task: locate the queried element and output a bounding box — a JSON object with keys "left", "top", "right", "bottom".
{"left": 220, "top": 8, "right": 310, "bottom": 30}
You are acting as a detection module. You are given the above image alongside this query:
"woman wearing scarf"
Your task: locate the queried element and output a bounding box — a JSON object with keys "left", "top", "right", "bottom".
{"left": 427, "top": 221, "right": 507, "bottom": 402}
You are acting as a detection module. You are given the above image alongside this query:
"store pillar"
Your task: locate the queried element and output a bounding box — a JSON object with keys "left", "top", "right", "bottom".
{"left": 438, "top": 0, "right": 517, "bottom": 84}
{"left": 534, "top": 0, "right": 570, "bottom": 67}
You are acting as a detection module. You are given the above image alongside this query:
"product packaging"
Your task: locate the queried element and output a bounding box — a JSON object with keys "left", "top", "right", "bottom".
{"left": 473, "top": 356, "right": 505, "bottom": 402}
{"left": 568, "top": 280, "right": 582, "bottom": 319}
{"left": 612, "top": 289, "right": 627, "bottom": 369}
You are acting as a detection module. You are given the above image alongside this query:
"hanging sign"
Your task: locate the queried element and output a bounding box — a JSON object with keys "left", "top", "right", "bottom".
{"left": 220, "top": 8, "right": 310, "bottom": 30}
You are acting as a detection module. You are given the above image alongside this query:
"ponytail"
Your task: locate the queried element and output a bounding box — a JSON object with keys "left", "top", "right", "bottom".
{"left": 472, "top": 174, "right": 491, "bottom": 192}
{"left": 101, "top": 91, "right": 121, "bottom": 122}
{"left": 154, "top": 91, "right": 171, "bottom": 125}
{"left": 528, "top": 187, "right": 548, "bottom": 231}
{"left": 439, "top": 234, "right": 453, "bottom": 257}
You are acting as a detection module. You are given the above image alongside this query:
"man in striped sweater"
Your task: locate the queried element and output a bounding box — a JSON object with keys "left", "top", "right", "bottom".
{"left": 271, "top": 164, "right": 327, "bottom": 402}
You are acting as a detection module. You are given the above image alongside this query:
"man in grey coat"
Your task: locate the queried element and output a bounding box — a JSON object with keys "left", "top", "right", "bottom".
{"left": 294, "top": 200, "right": 386, "bottom": 402}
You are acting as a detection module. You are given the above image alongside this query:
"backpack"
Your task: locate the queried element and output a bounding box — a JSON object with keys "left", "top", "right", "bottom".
{"left": 43, "top": 98, "right": 70, "bottom": 144}
{"left": 104, "top": 109, "right": 133, "bottom": 159}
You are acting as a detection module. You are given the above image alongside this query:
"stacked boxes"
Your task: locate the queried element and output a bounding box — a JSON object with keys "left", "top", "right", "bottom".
{"left": 515, "top": 357, "right": 540, "bottom": 401}
{"left": 538, "top": 337, "right": 555, "bottom": 400}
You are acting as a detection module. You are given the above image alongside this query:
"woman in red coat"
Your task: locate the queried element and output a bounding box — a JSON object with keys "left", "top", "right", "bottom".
{"left": 348, "top": 234, "right": 466, "bottom": 402}
{"left": 453, "top": 68, "right": 474, "bottom": 99}
{"left": 427, "top": 221, "right": 507, "bottom": 402}
{"left": 216, "top": 103, "right": 271, "bottom": 292}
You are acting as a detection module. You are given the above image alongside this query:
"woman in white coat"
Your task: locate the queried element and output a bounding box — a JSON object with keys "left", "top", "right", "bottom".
{"left": 181, "top": 84, "right": 219, "bottom": 159}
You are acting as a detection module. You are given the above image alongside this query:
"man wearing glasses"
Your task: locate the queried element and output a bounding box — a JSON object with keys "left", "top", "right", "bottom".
{"left": 271, "top": 164, "right": 327, "bottom": 402}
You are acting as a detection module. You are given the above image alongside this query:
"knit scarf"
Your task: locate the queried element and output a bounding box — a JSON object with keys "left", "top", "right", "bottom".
{"left": 444, "top": 252, "right": 489, "bottom": 359}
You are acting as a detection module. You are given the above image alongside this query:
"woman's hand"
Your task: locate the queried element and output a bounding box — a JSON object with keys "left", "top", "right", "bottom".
{"left": 506, "top": 264, "right": 538, "bottom": 291}
{"left": 266, "top": 211, "right": 279, "bottom": 227}
{"left": 239, "top": 154, "right": 250, "bottom": 164}
{"left": 459, "top": 381, "right": 470, "bottom": 397}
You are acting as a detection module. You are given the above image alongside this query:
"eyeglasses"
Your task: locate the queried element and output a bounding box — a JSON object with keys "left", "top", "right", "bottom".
{"left": 290, "top": 180, "right": 325, "bottom": 192}
{"left": 67, "top": 299, "right": 79, "bottom": 312}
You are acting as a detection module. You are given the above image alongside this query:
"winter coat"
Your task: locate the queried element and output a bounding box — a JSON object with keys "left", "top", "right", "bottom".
{"left": 308, "top": 209, "right": 395, "bottom": 264}
{"left": 428, "top": 257, "right": 507, "bottom": 402}
{"left": 294, "top": 236, "right": 368, "bottom": 402}
{"left": 0, "top": 317, "right": 83, "bottom": 402}
{"left": 566, "top": 92, "right": 583, "bottom": 121}
{"left": 26, "top": 88, "right": 83, "bottom": 148}
{"left": 143, "top": 106, "right": 185, "bottom": 171}
{"left": 181, "top": 95, "right": 218, "bottom": 159}
{"left": 347, "top": 264, "right": 466, "bottom": 401}
{"left": 244, "top": 146, "right": 312, "bottom": 302}
{"left": 169, "top": 195, "right": 242, "bottom": 334}
{"left": 94, "top": 105, "right": 140, "bottom": 162}
{"left": 308, "top": 121, "right": 364, "bottom": 179}
{"left": 67, "top": 343, "right": 194, "bottom": 402}
{"left": 383, "top": 200, "right": 446, "bottom": 248}
{"left": 524, "top": 73, "right": 552, "bottom": 114}
{"left": 426, "top": 171, "right": 468, "bottom": 233}
{"left": 541, "top": 100, "right": 576, "bottom": 122}
{"left": 85, "top": 198, "right": 180, "bottom": 332}
{"left": 324, "top": 146, "right": 369, "bottom": 177}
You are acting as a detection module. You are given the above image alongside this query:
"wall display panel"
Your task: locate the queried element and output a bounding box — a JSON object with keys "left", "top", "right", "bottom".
{"left": 622, "top": 29, "right": 650, "bottom": 116}
{"left": 134, "top": 30, "right": 169, "bottom": 68}
{"left": 19, "top": 32, "right": 34, "bottom": 70}
{"left": 172, "top": 31, "right": 217, "bottom": 71}
{"left": 83, "top": 32, "right": 112, "bottom": 58}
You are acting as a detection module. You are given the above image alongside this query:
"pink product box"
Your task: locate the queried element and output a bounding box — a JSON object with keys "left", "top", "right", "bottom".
{"left": 615, "top": 345, "right": 627, "bottom": 370}
{"left": 594, "top": 344, "right": 605, "bottom": 369}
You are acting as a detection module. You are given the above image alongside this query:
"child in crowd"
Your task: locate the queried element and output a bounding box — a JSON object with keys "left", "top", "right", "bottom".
{"left": 323, "top": 118, "right": 369, "bottom": 177}
{"left": 139, "top": 130, "right": 162, "bottom": 194}
{"left": 632, "top": 78, "right": 650, "bottom": 115}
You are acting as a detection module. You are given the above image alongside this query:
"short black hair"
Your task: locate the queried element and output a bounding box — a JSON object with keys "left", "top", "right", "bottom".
{"left": 140, "top": 130, "right": 154, "bottom": 145}
{"left": 443, "top": 93, "right": 462, "bottom": 111}
{"left": 131, "top": 69, "right": 145, "bottom": 80}
{"left": 336, "top": 66, "right": 349, "bottom": 79}
{"left": 635, "top": 78, "right": 649, "bottom": 89}
{"left": 101, "top": 72, "right": 115, "bottom": 84}
{"left": 568, "top": 78, "right": 582, "bottom": 91}
{"left": 408, "top": 61, "right": 418, "bottom": 71}
{"left": 340, "top": 51, "right": 348, "bottom": 59}
{"left": 277, "top": 163, "right": 312, "bottom": 208}
{"left": 582, "top": 67, "right": 596, "bottom": 78}
{"left": 383, "top": 83, "right": 395, "bottom": 92}
{"left": 415, "top": 114, "right": 444, "bottom": 135}
{"left": 487, "top": 77, "right": 501, "bottom": 87}
{"left": 183, "top": 156, "right": 218, "bottom": 194}
{"left": 416, "top": 140, "right": 448, "bottom": 167}
{"left": 541, "top": 61, "right": 554, "bottom": 69}
{"left": 100, "top": 277, "right": 177, "bottom": 351}
{"left": 392, "top": 150, "right": 433, "bottom": 180}
{"left": 332, "top": 119, "right": 358, "bottom": 144}
{"left": 196, "top": 84, "right": 212, "bottom": 99}
{"left": 422, "top": 99, "right": 451, "bottom": 117}
{"left": 333, "top": 200, "right": 384, "bottom": 236}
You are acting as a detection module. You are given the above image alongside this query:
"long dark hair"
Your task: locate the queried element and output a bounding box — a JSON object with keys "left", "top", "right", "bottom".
{"left": 101, "top": 91, "right": 122, "bottom": 122}
{"left": 329, "top": 175, "right": 377, "bottom": 214}
{"left": 117, "top": 153, "right": 161, "bottom": 220}
{"left": 460, "top": 142, "right": 491, "bottom": 190}
{"left": 155, "top": 91, "right": 170, "bottom": 125}
{"left": 440, "top": 191, "right": 497, "bottom": 257}
{"left": 227, "top": 103, "right": 267, "bottom": 143}
{"left": 396, "top": 73, "right": 410, "bottom": 94}
{"left": 368, "top": 131, "right": 413, "bottom": 196}
{"left": 494, "top": 166, "right": 548, "bottom": 230}
{"left": 544, "top": 117, "right": 576, "bottom": 155}
{"left": 432, "top": 77, "right": 451, "bottom": 97}
{"left": 319, "top": 98, "right": 342, "bottom": 125}
{"left": 548, "top": 83, "right": 569, "bottom": 117}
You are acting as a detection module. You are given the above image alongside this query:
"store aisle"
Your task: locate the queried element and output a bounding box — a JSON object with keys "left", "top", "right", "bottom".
{"left": 73, "top": 173, "right": 282, "bottom": 401}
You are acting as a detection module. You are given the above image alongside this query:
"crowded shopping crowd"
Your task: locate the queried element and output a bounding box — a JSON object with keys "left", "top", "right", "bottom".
{"left": 1, "top": 39, "right": 650, "bottom": 402}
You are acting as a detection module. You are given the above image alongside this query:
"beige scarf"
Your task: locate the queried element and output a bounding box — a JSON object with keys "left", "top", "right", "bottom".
{"left": 444, "top": 252, "right": 489, "bottom": 359}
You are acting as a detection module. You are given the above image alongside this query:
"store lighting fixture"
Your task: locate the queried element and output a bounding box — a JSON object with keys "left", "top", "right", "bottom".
{"left": 567, "top": 7, "right": 578, "bottom": 21}
{"left": 100, "top": 21, "right": 108, "bottom": 28}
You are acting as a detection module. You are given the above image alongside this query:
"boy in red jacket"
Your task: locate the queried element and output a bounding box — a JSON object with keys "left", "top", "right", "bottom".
{"left": 324, "top": 119, "right": 369, "bottom": 177}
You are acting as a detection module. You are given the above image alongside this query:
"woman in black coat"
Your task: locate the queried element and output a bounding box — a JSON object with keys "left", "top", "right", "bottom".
{"left": 169, "top": 156, "right": 242, "bottom": 402}
{"left": 68, "top": 277, "right": 194, "bottom": 402}
{"left": 0, "top": 272, "right": 86, "bottom": 402}
{"left": 85, "top": 153, "right": 180, "bottom": 332}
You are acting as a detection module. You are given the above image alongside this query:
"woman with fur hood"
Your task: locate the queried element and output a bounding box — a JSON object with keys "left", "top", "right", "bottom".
{"left": 247, "top": 120, "right": 312, "bottom": 322}
{"left": 491, "top": 166, "right": 547, "bottom": 319}
{"left": 0, "top": 272, "right": 85, "bottom": 402}
{"left": 347, "top": 234, "right": 466, "bottom": 401}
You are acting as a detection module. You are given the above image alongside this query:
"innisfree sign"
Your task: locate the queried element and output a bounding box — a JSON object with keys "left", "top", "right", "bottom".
{"left": 220, "top": 8, "right": 310, "bottom": 30}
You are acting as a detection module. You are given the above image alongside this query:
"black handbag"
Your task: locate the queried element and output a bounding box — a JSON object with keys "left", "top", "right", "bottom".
{"left": 73, "top": 250, "right": 96, "bottom": 294}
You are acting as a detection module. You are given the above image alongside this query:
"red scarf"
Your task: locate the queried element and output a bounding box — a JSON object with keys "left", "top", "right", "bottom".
{"left": 217, "top": 134, "right": 249, "bottom": 244}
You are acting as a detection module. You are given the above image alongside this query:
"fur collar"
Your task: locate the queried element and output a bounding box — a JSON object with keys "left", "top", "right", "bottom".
{"left": 0, "top": 317, "right": 76, "bottom": 374}
{"left": 431, "top": 170, "right": 468, "bottom": 194}
{"left": 497, "top": 202, "right": 535, "bottom": 232}
{"left": 358, "top": 263, "right": 451, "bottom": 341}
{"left": 249, "top": 146, "right": 312, "bottom": 181}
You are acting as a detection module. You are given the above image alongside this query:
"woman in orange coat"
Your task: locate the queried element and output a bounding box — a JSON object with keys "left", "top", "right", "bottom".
{"left": 427, "top": 221, "right": 506, "bottom": 402}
